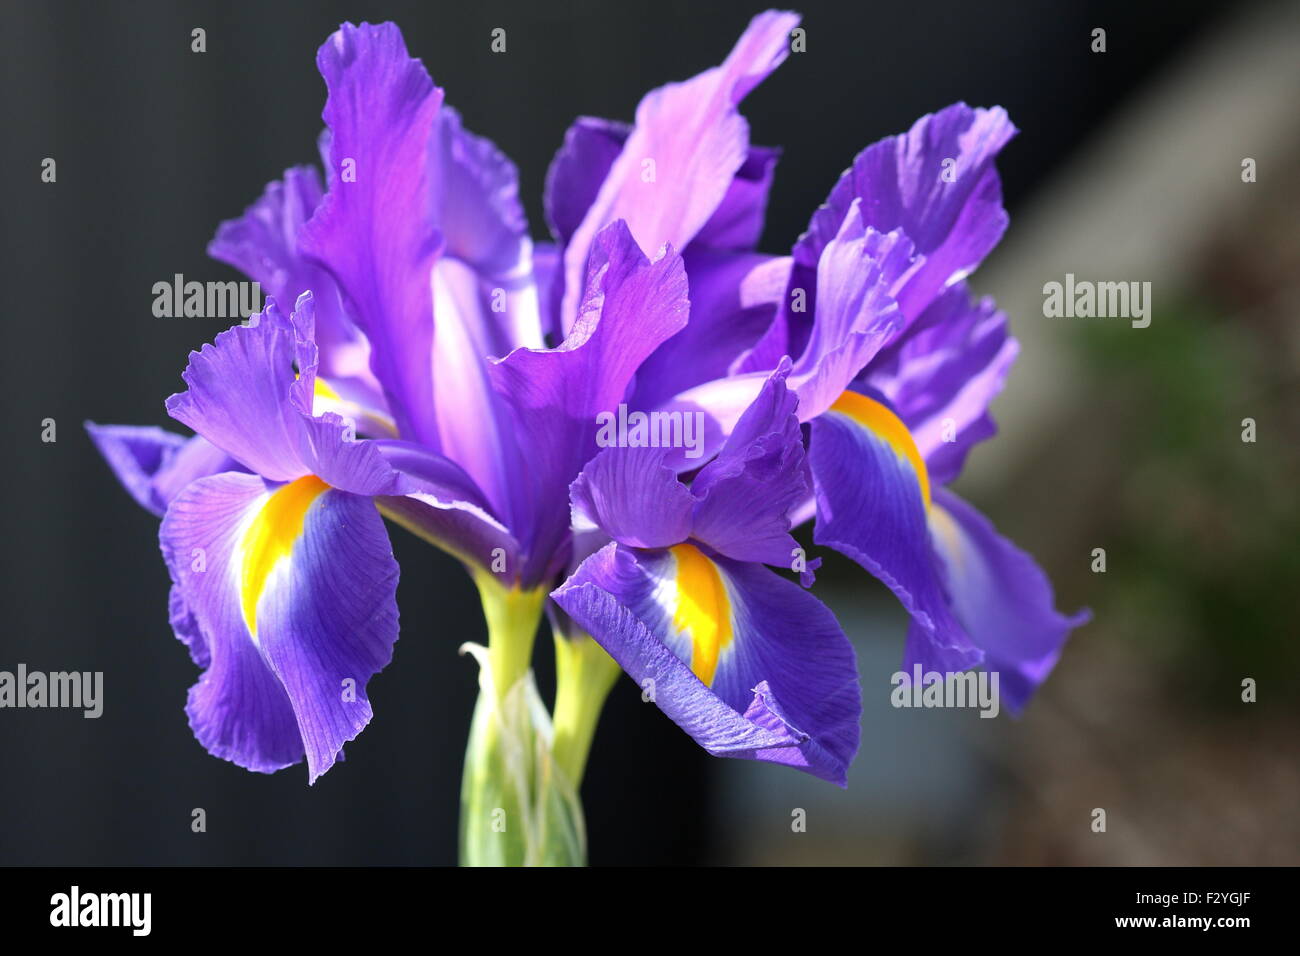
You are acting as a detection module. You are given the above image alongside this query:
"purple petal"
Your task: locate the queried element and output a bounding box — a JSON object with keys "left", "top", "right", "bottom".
{"left": 795, "top": 102, "right": 1016, "bottom": 321}
{"left": 208, "top": 166, "right": 365, "bottom": 379}
{"left": 632, "top": 248, "right": 782, "bottom": 411}
{"left": 556, "top": 10, "right": 800, "bottom": 333}
{"left": 160, "top": 471, "right": 400, "bottom": 782}
{"left": 429, "top": 106, "right": 532, "bottom": 293}
{"left": 371, "top": 438, "right": 525, "bottom": 577}
{"left": 786, "top": 209, "right": 916, "bottom": 420}
{"left": 865, "top": 283, "right": 1019, "bottom": 484}
{"left": 552, "top": 542, "right": 860, "bottom": 785}
{"left": 690, "top": 144, "right": 781, "bottom": 251}
{"left": 86, "top": 423, "right": 243, "bottom": 517}
{"left": 809, "top": 391, "right": 980, "bottom": 673}
{"left": 165, "top": 301, "right": 310, "bottom": 482}
{"left": 571, "top": 446, "right": 695, "bottom": 550}
{"left": 489, "top": 220, "right": 689, "bottom": 584}
{"left": 925, "top": 488, "right": 1089, "bottom": 711}
{"left": 717, "top": 206, "right": 916, "bottom": 428}
{"left": 301, "top": 21, "right": 444, "bottom": 447}
{"left": 166, "top": 295, "right": 406, "bottom": 497}
{"left": 430, "top": 257, "right": 529, "bottom": 525}
{"left": 689, "top": 361, "right": 805, "bottom": 566}
{"left": 169, "top": 584, "right": 208, "bottom": 668}
{"left": 547, "top": 114, "right": 780, "bottom": 255}
{"left": 544, "top": 116, "right": 631, "bottom": 247}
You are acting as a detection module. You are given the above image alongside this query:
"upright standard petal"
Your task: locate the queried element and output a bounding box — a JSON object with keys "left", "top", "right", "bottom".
{"left": 489, "top": 220, "right": 689, "bottom": 584}
{"left": 160, "top": 471, "right": 399, "bottom": 782}
{"left": 785, "top": 207, "right": 916, "bottom": 420}
{"left": 544, "top": 116, "right": 631, "bottom": 248}
{"left": 302, "top": 21, "right": 445, "bottom": 447}
{"left": 429, "top": 106, "right": 533, "bottom": 295}
{"left": 208, "top": 166, "right": 367, "bottom": 380}
{"left": 864, "top": 283, "right": 1018, "bottom": 484}
{"left": 795, "top": 102, "right": 1017, "bottom": 321}
{"left": 553, "top": 543, "right": 860, "bottom": 785}
{"left": 556, "top": 10, "right": 800, "bottom": 333}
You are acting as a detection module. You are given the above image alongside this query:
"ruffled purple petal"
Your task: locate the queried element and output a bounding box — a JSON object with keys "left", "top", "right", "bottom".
{"left": 795, "top": 102, "right": 1016, "bottom": 321}
{"left": 86, "top": 423, "right": 243, "bottom": 517}
{"left": 925, "top": 488, "right": 1089, "bottom": 711}
{"left": 160, "top": 471, "right": 400, "bottom": 782}
{"left": 689, "top": 361, "right": 805, "bottom": 566}
{"left": 489, "top": 220, "right": 689, "bottom": 584}
{"left": 301, "top": 21, "right": 445, "bottom": 447}
{"left": 556, "top": 10, "right": 799, "bottom": 334}
{"left": 809, "top": 391, "right": 980, "bottom": 673}
{"left": 165, "top": 301, "right": 310, "bottom": 482}
{"left": 166, "top": 295, "right": 408, "bottom": 497}
{"left": 786, "top": 210, "right": 916, "bottom": 420}
{"left": 865, "top": 283, "right": 1018, "bottom": 484}
{"left": 570, "top": 446, "right": 695, "bottom": 550}
{"left": 620, "top": 207, "right": 913, "bottom": 469}
{"left": 429, "top": 106, "right": 532, "bottom": 294}
{"left": 552, "top": 542, "right": 860, "bottom": 785}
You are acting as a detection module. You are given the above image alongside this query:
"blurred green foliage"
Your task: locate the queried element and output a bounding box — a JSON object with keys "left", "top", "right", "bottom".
{"left": 1075, "top": 295, "right": 1299, "bottom": 709}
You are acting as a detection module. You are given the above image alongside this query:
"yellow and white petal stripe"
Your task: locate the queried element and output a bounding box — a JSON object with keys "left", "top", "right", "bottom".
{"left": 551, "top": 541, "right": 862, "bottom": 784}
{"left": 312, "top": 375, "right": 398, "bottom": 438}
{"left": 826, "top": 390, "right": 930, "bottom": 509}
{"left": 809, "top": 391, "right": 981, "bottom": 673}
{"left": 667, "top": 543, "right": 734, "bottom": 686}
{"left": 235, "top": 474, "right": 330, "bottom": 638}
{"left": 160, "top": 471, "right": 402, "bottom": 782}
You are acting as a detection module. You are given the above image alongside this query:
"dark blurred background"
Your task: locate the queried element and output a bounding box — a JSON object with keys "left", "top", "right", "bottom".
{"left": 1, "top": 0, "right": 1294, "bottom": 865}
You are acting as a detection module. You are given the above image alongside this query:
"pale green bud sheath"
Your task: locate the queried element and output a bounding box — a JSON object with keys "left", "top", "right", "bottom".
{"left": 459, "top": 571, "right": 585, "bottom": 865}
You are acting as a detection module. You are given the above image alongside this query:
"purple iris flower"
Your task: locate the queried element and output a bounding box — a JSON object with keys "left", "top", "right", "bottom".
{"left": 155, "top": 294, "right": 407, "bottom": 782}
{"left": 88, "top": 23, "right": 693, "bottom": 781}
{"left": 553, "top": 361, "right": 860, "bottom": 784}
{"left": 88, "top": 8, "right": 1083, "bottom": 801}
{"left": 546, "top": 12, "right": 1088, "bottom": 712}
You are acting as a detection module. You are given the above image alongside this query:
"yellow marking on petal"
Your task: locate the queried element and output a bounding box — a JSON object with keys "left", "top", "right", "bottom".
{"left": 238, "top": 475, "right": 329, "bottom": 636}
{"left": 308, "top": 374, "right": 401, "bottom": 438}
{"left": 670, "top": 544, "right": 733, "bottom": 687}
{"left": 313, "top": 376, "right": 342, "bottom": 402}
{"left": 829, "top": 390, "right": 931, "bottom": 509}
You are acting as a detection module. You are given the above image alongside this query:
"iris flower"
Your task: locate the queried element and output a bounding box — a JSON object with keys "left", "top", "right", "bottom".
{"left": 88, "top": 10, "right": 1085, "bottom": 864}
{"left": 547, "top": 12, "right": 1089, "bottom": 713}
{"left": 554, "top": 361, "right": 860, "bottom": 784}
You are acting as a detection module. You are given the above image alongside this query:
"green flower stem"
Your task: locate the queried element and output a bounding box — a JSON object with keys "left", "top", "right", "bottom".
{"left": 551, "top": 632, "right": 620, "bottom": 787}
{"left": 460, "top": 572, "right": 586, "bottom": 866}
{"left": 472, "top": 570, "right": 546, "bottom": 705}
